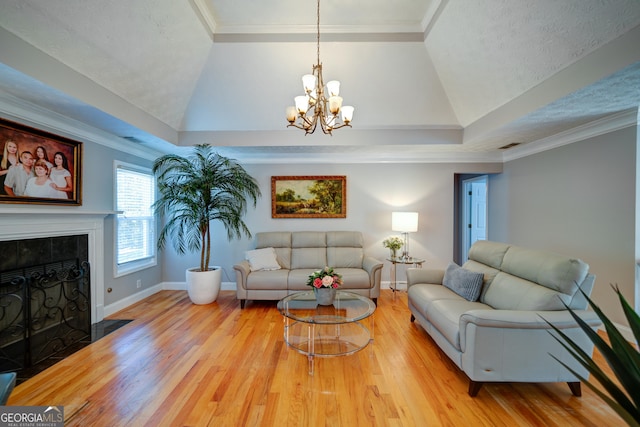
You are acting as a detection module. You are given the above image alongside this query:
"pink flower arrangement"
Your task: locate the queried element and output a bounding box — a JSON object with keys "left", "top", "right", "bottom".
{"left": 306, "top": 266, "right": 343, "bottom": 289}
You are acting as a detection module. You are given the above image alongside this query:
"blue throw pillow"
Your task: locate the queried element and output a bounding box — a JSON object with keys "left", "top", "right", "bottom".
{"left": 442, "top": 262, "right": 484, "bottom": 302}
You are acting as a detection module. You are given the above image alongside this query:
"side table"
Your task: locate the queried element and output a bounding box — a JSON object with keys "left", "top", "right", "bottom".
{"left": 387, "top": 257, "right": 425, "bottom": 292}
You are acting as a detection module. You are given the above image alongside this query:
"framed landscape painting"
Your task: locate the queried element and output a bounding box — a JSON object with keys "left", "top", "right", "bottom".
{"left": 272, "top": 175, "right": 346, "bottom": 218}
{"left": 0, "top": 118, "right": 82, "bottom": 205}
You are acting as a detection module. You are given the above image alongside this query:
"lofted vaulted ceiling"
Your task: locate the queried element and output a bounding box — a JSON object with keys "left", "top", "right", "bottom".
{"left": 0, "top": 0, "right": 639, "bottom": 163}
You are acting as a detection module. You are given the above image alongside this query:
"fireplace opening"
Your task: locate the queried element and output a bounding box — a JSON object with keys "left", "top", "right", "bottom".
{"left": 0, "top": 234, "right": 91, "bottom": 378}
{"left": 0, "top": 259, "right": 91, "bottom": 374}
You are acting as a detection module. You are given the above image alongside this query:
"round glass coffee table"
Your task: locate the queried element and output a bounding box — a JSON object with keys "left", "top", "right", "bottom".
{"left": 277, "top": 290, "right": 376, "bottom": 374}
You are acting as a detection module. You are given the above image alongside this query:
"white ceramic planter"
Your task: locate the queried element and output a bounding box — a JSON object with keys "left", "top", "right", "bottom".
{"left": 186, "top": 267, "right": 221, "bottom": 304}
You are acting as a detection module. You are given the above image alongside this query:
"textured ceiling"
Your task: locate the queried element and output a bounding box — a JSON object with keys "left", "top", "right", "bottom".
{"left": 0, "top": 0, "right": 639, "bottom": 163}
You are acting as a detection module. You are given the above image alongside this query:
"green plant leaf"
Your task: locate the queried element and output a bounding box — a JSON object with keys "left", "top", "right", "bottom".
{"left": 545, "top": 285, "right": 640, "bottom": 426}
{"left": 550, "top": 354, "right": 640, "bottom": 427}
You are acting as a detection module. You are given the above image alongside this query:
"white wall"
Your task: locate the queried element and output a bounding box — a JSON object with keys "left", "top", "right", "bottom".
{"left": 488, "top": 126, "right": 638, "bottom": 326}
{"left": 160, "top": 162, "right": 502, "bottom": 286}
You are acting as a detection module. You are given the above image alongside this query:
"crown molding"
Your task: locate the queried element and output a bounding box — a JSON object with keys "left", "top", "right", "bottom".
{"left": 0, "top": 93, "right": 162, "bottom": 161}
{"left": 502, "top": 109, "right": 638, "bottom": 162}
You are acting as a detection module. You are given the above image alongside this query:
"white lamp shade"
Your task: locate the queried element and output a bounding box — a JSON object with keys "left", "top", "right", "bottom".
{"left": 341, "top": 106, "right": 354, "bottom": 123}
{"left": 326, "top": 80, "right": 340, "bottom": 96}
{"left": 392, "top": 212, "right": 418, "bottom": 232}
{"left": 328, "top": 96, "right": 343, "bottom": 114}
{"left": 295, "top": 95, "right": 310, "bottom": 113}
{"left": 302, "top": 74, "right": 316, "bottom": 93}
{"left": 285, "top": 106, "right": 297, "bottom": 122}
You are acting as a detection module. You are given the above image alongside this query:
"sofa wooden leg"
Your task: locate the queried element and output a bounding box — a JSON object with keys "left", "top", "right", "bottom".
{"left": 373, "top": 298, "right": 377, "bottom": 306}
{"left": 567, "top": 382, "right": 581, "bottom": 396}
{"left": 468, "top": 381, "right": 483, "bottom": 397}
{"left": 410, "top": 314, "right": 415, "bottom": 322}
{"left": 240, "top": 299, "right": 246, "bottom": 309}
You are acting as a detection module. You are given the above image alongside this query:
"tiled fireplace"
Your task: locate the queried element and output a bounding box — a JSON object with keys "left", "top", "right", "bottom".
{"left": 0, "top": 234, "right": 91, "bottom": 372}
{"left": 0, "top": 210, "right": 108, "bottom": 324}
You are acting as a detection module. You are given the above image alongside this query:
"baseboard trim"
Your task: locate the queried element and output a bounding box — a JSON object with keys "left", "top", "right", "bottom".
{"left": 103, "top": 281, "right": 237, "bottom": 318}
{"left": 103, "top": 283, "right": 164, "bottom": 318}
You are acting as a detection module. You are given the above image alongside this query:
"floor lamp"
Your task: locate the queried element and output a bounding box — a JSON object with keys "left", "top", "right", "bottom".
{"left": 392, "top": 212, "right": 419, "bottom": 260}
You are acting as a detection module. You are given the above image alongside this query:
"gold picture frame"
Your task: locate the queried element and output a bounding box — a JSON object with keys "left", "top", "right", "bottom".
{"left": 271, "top": 175, "right": 346, "bottom": 218}
{"left": 0, "top": 118, "right": 82, "bottom": 205}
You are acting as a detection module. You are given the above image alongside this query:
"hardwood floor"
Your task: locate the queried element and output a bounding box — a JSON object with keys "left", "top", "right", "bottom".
{"left": 9, "top": 290, "right": 623, "bottom": 426}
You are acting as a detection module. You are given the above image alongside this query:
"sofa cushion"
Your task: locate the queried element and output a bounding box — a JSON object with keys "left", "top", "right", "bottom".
{"left": 407, "top": 284, "right": 463, "bottom": 316}
{"left": 245, "top": 247, "right": 281, "bottom": 272}
{"left": 292, "top": 231, "right": 326, "bottom": 248}
{"left": 288, "top": 269, "right": 319, "bottom": 290}
{"left": 327, "top": 247, "right": 363, "bottom": 268}
{"left": 334, "top": 268, "right": 370, "bottom": 289}
{"left": 291, "top": 248, "right": 327, "bottom": 269}
{"left": 442, "top": 263, "right": 484, "bottom": 302}
{"left": 468, "top": 240, "right": 510, "bottom": 269}
{"left": 256, "top": 232, "right": 292, "bottom": 269}
{"left": 500, "top": 246, "right": 588, "bottom": 296}
{"left": 326, "top": 231, "right": 363, "bottom": 247}
{"left": 257, "top": 232, "right": 291, "bottom": 249}
{"left": 483, "top": 272, "right": 571, "bottom": 310}
{"left": 246, "top": 269, "right": 289, "bottom": 290}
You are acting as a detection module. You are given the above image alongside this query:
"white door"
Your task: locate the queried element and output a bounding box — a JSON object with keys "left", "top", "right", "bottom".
{"left": 462, "top": 176, "right": 488, "bottom": 262}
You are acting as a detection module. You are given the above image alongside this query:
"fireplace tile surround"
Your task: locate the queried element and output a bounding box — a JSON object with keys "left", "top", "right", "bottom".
{"left": 0, "top": 209, "right": 112, "bottom": 324}
{"left": 0, "top": 235, "right": 88, "bottom": 272}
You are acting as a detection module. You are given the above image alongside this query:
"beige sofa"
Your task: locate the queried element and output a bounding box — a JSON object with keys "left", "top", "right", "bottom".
{"left": 407, "top": 240, "right": 602, "bottom": 397}
{"left": 234, "top": 231, "right": 383, "bottom": 308}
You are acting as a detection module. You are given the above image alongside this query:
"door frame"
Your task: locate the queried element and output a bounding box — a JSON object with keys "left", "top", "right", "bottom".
{"left": 454, "top": 174, "right": 489, "bottom": 264}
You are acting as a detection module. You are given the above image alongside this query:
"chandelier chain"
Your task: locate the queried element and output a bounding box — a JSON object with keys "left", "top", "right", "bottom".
{"left": 316, "top": 0, "right": 321, "bottom": 66}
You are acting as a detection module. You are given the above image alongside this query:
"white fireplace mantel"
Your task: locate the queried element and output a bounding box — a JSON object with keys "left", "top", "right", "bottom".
{"left": 0, "top": 210, "right": 116, "bottom": 323}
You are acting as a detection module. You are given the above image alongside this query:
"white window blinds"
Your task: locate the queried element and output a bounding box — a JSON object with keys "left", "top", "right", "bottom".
{"left": 115, "top": 162, "right": 156, "bottom": 274}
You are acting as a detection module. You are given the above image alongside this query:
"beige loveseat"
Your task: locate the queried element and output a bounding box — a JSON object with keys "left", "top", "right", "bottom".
{"left": 234, "top": 231, "right": 383, "bottom": 308}
{"left": 407, "top": 240, "right": 602, "bottom": 397}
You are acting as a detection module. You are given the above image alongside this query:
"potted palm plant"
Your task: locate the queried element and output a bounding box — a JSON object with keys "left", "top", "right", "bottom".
{"left": 153, "top": 144, "right": 261, "bottom": 304}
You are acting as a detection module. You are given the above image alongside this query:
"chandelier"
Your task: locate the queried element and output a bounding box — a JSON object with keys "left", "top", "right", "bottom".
{"left": 285, "top": 0, "right": 354, "bottom": 135}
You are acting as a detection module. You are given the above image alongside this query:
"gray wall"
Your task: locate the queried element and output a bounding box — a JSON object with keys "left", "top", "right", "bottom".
{"left": 160, "top": 162, "right": 503, "bottom": 285}
{"left": 4, "top": 108, "right": 637, "bottom": 328}
{"left": 82, "top": 142, "right": 163, "bottom": 306}
{"left": 488, "top": 126, "right": 638, "bottom": 326}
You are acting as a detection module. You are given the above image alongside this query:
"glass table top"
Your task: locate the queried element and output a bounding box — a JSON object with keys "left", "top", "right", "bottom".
{"left": 277, "top": 290, "right": 376, "bottom": 324}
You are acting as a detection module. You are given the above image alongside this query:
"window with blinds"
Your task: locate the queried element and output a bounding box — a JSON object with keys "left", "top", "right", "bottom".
{"left": 115, "top": 161, "right": 156, "bottom": 277}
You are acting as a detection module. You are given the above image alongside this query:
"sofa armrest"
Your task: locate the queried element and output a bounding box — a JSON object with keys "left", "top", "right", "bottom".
{"left": 363, "top": 256, "right": 383, "bottom": 290}
{"left": 363, "top": 256, "right": 383, "bottom": 275}
{"left": 233, "top": 260, "right": 251, "bottom": 292}
{"left": 460, "top": 309, "right": 602, "bottom": 330}
{"left": 407, "top": 268, "right": 444, "bottom": 288}
{"left": 458, "top": 309, "right": 602, "bottom": 383}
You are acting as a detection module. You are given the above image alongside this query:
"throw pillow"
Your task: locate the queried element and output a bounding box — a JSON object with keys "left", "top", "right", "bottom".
{"left": 442, "top": 262, "right": 484, "bottom": 302}
{"left": 245, "top": 247, "right": 281, "bottom": 272}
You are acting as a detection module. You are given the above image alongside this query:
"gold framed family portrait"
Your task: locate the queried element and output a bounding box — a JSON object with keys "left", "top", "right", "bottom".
{"left": 0, "top": 118, "right": 82, "bottom": 206}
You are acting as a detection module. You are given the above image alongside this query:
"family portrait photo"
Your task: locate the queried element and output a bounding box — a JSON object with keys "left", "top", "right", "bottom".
{"left": 0, "top": 118, "right": 82, "bottom": 205}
